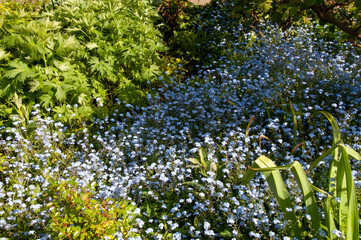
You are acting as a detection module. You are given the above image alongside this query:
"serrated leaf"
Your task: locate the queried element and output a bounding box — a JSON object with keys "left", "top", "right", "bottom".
{"left": 29, "top": 80, "right": 40, "bottom": 92}
{"left": 63, "top": 35, "right": 78, "bottom": 50}
{"left": 39, "top": 93, "right": 53, "bottom": 107}
{"left": 0, "top": 49, "right": 10, "bottom": 61}
{"left": 54, "top": 61, "right": 70, "bottom": 72}
{"left": 55, "top": 85, "right": 67, "bottom": 101}
{"left": 4, "top": 61, "right": 34, "bottom": 82}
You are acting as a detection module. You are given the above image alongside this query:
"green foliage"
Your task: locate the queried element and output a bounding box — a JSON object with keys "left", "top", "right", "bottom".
{"left": 155, "top": 0, "right": 190, "bottom": 40}
{"left": 0, "top": 0, "right": 166, "bottom": 124}
{"left": 241, "top": 111, "right": 361, "bottom": 239}
{"left": 187, "top": 147, "right": 225, "bottom": 179}
{"left": 232, "top": 0, "right": 361, "bottom": 41}
{"left": 0, "top": 0, "right": 47, "bottom": 14}
{"left": 43, "top": 179, "right": 140, "bottom": 239}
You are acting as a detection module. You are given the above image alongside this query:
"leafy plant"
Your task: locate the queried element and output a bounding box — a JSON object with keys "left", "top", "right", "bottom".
{"left": 241, "top": 111, "right": 361, "bottom": 239}
{"left": 0, "top": 0, "right": 166, "bottom": 123}
{"left": 44, "top": 178, "right": 140, "bottom": 239}
{"left": 155, "top": 0, "right": 190, "bottom": 40}
{"left": 187, "top": 147, "right": 225, "bottom": 179}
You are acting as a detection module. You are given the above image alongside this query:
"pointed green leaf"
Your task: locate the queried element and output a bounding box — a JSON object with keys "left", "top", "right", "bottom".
{"left": 290, "top": 161, "right": 320, "bottom": 236}
{"left": 345, "top": 146, "right": 361, "bottom": 160}
{"left": 188, "top": 158, "right": 201, "bottom": 166}
{"left": 324, "top": 197, "right": 337, "bottom": 240}
{"left": 241, "top": 155, "right": 301, "bottom": 238}
{"left": 210, "top": 162, "right": 217, "bottom": 173}
{"left": 0, "top": 49, "right": 10, "bottom": 61}
{"left": 339, "top": 147, "right": 358, "bottom": 239}
{"left": 309, "top": 142, "right": 342, "bottom": 171}
{"left": 29, "top": 80, "right": 40, "bottom": 92}
{"left": 199, "top": 148, "right": 206, "bottom": 167}
{"left": 55, "top": 85, "right": 67, "bottom": 101}
{"left": 312, "top": 111, "right": 341, "bottom": 144}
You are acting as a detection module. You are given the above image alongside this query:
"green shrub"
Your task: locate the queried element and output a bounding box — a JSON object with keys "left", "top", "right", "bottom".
{"left": 44, "top": 179, "right": 140, "bottom": 239}
{"left": 0, "top": 0, "right": 166, "bottom": 124}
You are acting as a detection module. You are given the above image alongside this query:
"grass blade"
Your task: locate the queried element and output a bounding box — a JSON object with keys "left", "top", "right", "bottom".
{"left": 250, "top": 161, "right": 321, "bottom": 236}
{"left": 245, "top": 115, "right": 254, "bottom": 139}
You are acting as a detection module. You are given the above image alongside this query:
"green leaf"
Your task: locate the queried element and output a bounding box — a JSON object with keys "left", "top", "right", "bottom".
{"left": 312, "top": 111, "right": 341, "bottom": 144}
{"left": 73, "top": 230, "right": 80, "bottom": 238}
{"left": 219, "top": 229, "right": 233, "bottom": 238}
{"left": 309, "top": 142, "right": 342, "bottom": 171}
{"left": 290, "top": 161, "right": 320, "bottom": 236}
{"left": 188, "top": 158, "right": 201, "bottom": 166}
{"left": 55, "top": 85, "right": 67, "bottom": 101}
{"left": 0, "top": 49, "right": 10, "bottom": 61}
{"left": 29, "top": 80, "right": 40, "bottom": 92}
{"left": 324, "top": 197, "right": 337, "bottom": 240}
{"left": 86, "top": 42, "right": 98, "bottom": 50}
{"left": 39, "top": 93, "right": 54, "bottom": 107}
{"left": 4, "top": 61, "right": 34, "bottom": 82}
{"left": 63, "top": 35, "right": 78, "bottom": 50}
{"left": 339, "top": 147, "right": 358, "bottom": 239}
{"left": 241, "top": 156, "right": 301, "bottom": 238}
{"left": 344, "top": 146, "right": 361, "bottom": 160}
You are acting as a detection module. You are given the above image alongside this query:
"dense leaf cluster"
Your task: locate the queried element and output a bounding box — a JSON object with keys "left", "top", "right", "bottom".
{"left": 0, "top": 0, "right": 166, "bottom": 123}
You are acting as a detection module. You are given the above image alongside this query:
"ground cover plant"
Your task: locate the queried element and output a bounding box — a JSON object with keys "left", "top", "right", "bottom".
{"left": 1, "top": 0, "right": 361, "bottom": 239}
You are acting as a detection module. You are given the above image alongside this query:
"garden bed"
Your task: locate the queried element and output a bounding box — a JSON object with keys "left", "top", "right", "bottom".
{"left": 0, "top": 0, "right": 361, "bottom": 239}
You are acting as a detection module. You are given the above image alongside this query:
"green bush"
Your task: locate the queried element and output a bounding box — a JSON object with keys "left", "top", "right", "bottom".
{"left": 0, "top": 0, "right": 166, "bottom": 124}
{"left": 44, "top": 179, "right": 140, "bottom": 239}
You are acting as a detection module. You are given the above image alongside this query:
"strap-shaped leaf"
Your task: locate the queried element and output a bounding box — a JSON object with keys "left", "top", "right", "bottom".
{"left": 345, "top": 146, "right": 361, "bottom": 161}
{"left": 324, "top": 197, "right": 337, "bottom": 240}
{"left": 339, "top": 147, "right": 358, "bottom": 240}
{"left": 247, "top": 160, "right": 321, "bottom": 236}
{"left": 290, "top": 161, "right": 321, "bottom": 236}
{"left": 312, "top": 111, "right": 341, "bottom": 144}
{"left": 308, "top": 142, "right": 342, "bottom": 171}
{"left": 241, "top": 156, "right": 301, "bottom": 239}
